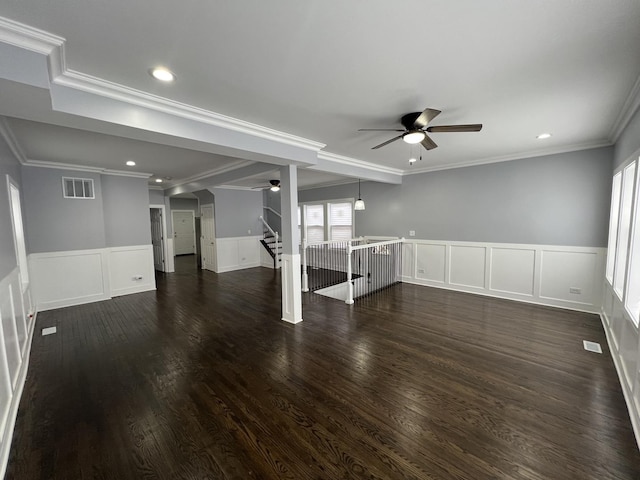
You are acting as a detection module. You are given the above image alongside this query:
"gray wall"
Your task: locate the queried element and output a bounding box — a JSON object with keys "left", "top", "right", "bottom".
{"left": 300, "top": 147, "right": 613, "bottom": 247}
{"left": 193, "top": 189, "right": 214, "bottom": 205}
{"left": 170, "top": 197, "right": 199, "bottom": 213}
{"left": 264, "top": 189, "right": 282, "bottom": 234}
{"left": 22, "top": 167, "right": 106, "bottom": 253}
{"left": 211, "top": 188, "right": 262, "bottom": 238}
{"left": 0, "top": 135, "right": 23, "bottom": 279}
{"left": 103, "top": 175, "right": 152, "bottom": 247}
{"left": 148, "top": 188, "right": 165, "bottom": 205}
{"left": 614, "top": 107, "right": 640, "bottom": 170}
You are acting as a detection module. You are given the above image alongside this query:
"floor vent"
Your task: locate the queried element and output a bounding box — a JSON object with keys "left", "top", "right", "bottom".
{"left": 583, "top": 340, "right": 602, "bottom": 354}
{"left": 42, "top": 326, "right": 57, "bottom": 336}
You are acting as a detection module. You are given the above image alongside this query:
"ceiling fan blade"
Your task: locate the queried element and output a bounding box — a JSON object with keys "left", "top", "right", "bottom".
{"left": 358, "top": 128, "right": 405, "bottom": 132}
{"left": 413, "top": 108, "right": 442, "bottom": 129}
{"left": 426, "top": 124, "right": 483, "bottom": 133}
{"left": 421, "top": 134, "right": 438, "bottom": 150}
{"left": 372, "top": 135, "right": 404, "bottom": 149}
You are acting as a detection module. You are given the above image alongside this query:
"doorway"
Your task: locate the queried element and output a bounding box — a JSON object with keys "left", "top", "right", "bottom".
{"left": 172, "top": 210, "right": 196, "bottom": 255}
{"left": 200, "top": 203, "right": 216, "bottom": 271}
{"left": 149, "top": 204, "right": 169, "bottom": 272}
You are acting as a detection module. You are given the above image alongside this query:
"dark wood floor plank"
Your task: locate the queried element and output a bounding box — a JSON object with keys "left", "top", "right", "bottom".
{"left": 6, "top": 255, "right": 640, "bottom": 479}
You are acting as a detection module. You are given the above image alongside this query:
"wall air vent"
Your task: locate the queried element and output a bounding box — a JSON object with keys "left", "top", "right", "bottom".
{"left": 62, "top": 177, "right": 94, "bottom": 199}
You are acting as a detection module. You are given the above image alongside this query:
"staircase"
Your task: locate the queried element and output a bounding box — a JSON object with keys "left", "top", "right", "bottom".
{"left": 260, "top": 234, "right": 282, "bottom": 269}
{"left": 259, "top": 216, "right": 281, "bottom": 269}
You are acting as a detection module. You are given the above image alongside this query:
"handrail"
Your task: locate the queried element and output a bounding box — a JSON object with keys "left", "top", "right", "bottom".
{"left": 350, "top": 237, "right": 404, "bottom": 251}
{"left": 262, "top": 206, "right": 282, "bottom": 218}
{"left": 259, "top": 216, "right": 279, "bottom": 268}
{"left": 305, "top": 237, "right": 364, "bottom": 247}
{"left": 259, "top": 216, "right": 278, "bottom": 238}
{"left": 346, "top": 238, "right": 404, "bottom": 304}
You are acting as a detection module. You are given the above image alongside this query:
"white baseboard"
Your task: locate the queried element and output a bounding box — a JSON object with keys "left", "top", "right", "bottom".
{"left": 216, "top": 262, "right": 261, "bottom": 273}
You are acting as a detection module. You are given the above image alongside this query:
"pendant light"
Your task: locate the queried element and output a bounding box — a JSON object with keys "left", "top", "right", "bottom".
{"left": 354, "top": 179, "right": 365, "bottom": 211}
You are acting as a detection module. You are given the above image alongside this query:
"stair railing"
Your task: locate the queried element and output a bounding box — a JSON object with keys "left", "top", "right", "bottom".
{"left": 259, "top": 216, "right": 279, "bottom": 268}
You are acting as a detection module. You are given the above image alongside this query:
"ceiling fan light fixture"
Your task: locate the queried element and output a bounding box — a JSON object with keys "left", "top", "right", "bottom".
{"left": 403, "top": 130, "right": 426, "bottom": 144}
{"left": 149, "top": 67, "right": 176, "bottom": 82}
{"left": 536, "top": 132, "right": 552, "bottom": 139}
{"left": 409, "top": 157, "right": 417, "bottom": 165}
{"left": 270, "top": 185, "right": 280, "bottom": 192}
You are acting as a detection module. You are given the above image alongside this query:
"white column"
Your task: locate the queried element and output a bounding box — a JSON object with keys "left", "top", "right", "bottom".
{"left": 280, "top": 165, "right": 303, "bottom": 323}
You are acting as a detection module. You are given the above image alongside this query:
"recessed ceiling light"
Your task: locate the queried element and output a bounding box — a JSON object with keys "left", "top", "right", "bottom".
{"left": 536, "top": 133, "right": 552, "bottom": 139}
{"left": 149, "top": 67, "right": 176, "bottom": 82}
{"left": 155, "top": 178, "right": 163, "bottom": 183}
{"left": 126, "top": 160, "right": 136, "bottom": 166}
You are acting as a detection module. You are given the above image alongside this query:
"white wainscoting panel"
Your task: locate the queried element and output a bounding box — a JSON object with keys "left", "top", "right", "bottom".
{"left": 0, "top": 267, "right": 36, "bottom": 479}
{"left": 216, "top": 236, "right": 261, "bottom": 273}
{"left": 449, "top": 245, "right": 486, "bottom": 289}
{"left": 29, "top": 249, "right": 110, "bottom": 311}
{"left": 539, "top": 250, "right": 598, "bottom": 306}
{"left": 109, "top": 245, "right": 156, "bottom": 297}
{"left": 601, "top": 282, "right": 640, "bottom": 450}
{"left": 416, "top": 244, "right": 446, "bottom": 283}
{"left": 403, "top": 239, "right": 605, "bottom": 313}
{"left": 490, "top": 247, "right": 535, "bottom": 296}
{"left": 29, "top": 245, "right": 157, "bottom": 311}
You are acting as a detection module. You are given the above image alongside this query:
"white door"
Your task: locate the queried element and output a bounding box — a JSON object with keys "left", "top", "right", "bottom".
{"left": 172, "top": 210, "right": 196, "bottom": 255}
{"left": 150, "top": 208, "right": 165, "bottom": 271}
{"left": 201, "top": 204, "right": 216, "bottom": 271}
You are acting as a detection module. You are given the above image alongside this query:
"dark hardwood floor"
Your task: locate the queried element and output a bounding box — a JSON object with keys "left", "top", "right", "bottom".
{"left": 6, "top": 255, "right": 640, "bottom": 479}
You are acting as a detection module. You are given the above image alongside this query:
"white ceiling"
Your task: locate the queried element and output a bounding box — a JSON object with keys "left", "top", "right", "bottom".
{"left": 0, "top": 0, "right": 639, "bottom": 190}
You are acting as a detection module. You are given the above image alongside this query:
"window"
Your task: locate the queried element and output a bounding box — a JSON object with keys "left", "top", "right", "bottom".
{"left": 614, "top": 162, "right": 636, "bottom": 299}
{"left": 7, "top": 177, "right": 29, "bottom": 289}
{"left": 305, "top": 204, "right": 325, "bottom": 244}
{"left": 606, "top": 172, "right": 622, "bottom": 284}
{"left": 328, "top": 202, "right": 353, "bottom": 241}
{"left": 63, "top": 177, "right": 94, "bottom": 199}
{"left": 300, "top": 199, "right": 355, "bottom": 244}
{"left": 625, "top": 165, "right": 640, "bottom": 326}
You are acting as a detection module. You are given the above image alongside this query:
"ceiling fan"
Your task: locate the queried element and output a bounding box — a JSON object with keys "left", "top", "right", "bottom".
{"left": 252, "top": 179, "right": 281, "bottom": 192}
{"left": 359, "top": 107, "right": 482, "bottom": 151}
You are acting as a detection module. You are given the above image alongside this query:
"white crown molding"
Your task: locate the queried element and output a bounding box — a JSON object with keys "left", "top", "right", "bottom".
{"left": 54, "top": 69, "right": 326, "bottom": 152}
{"left": 148, "top": 185, "right": 164, "bottom": 191}
{"left": 0, "top": 117, "right": 27, "bottom": 164}
{"left": 0, "top": 16, "right": 64, "bottom": 55}
{"left": 0, "top": 15, "right": 325, "bottom": 153}
{"left": 166, "top": 160, "right": 255, "bottom": 190}
{"left": 317, "top": 151, "right": 404, "bottom": 175}
{"left": 215, "top": 185, "right": 261, "bottom": 191}
{"left": 402, "top": 141, "right": 613, "bottom": 176}
{"left": 298, "top": 178, "right": 360, "bottom": 191}
{"left": 23, "top": 159, "right": 153, "bottom": 178}
{"left": 609, "top": 73, "right": 640, "bottom": 142}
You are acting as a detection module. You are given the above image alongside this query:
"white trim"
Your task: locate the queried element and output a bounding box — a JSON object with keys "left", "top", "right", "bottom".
{"left": 108, "top": 245, "right": 156, "bottom": 297}
{"left": 216, "top": 184, "right": 259, "bottom": 191}
{"left": 165, "top": 161, "right": 254, "bottom": 191}
{"left": 402, "top": 141, "right": 613, "bottom": 176}
{"left": 0, "top": 266, "right": 37, "bottom": 479}
{"left": 54, "top": 68, "right": 325, "bottom": 152}
{"left": 317, "top": 151, "right": 404, "bottom": 176}
{"left": 25, "top": 159, "right": 153, "bottom": 178}
{"left": 215, "top": 236, "right": 262, "bottom": 273}
{"left": 610, "top": 73, "right": 640, "bottom": 142}
{"left": 0, "top": 16, "right": 64, "bottom": 55}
